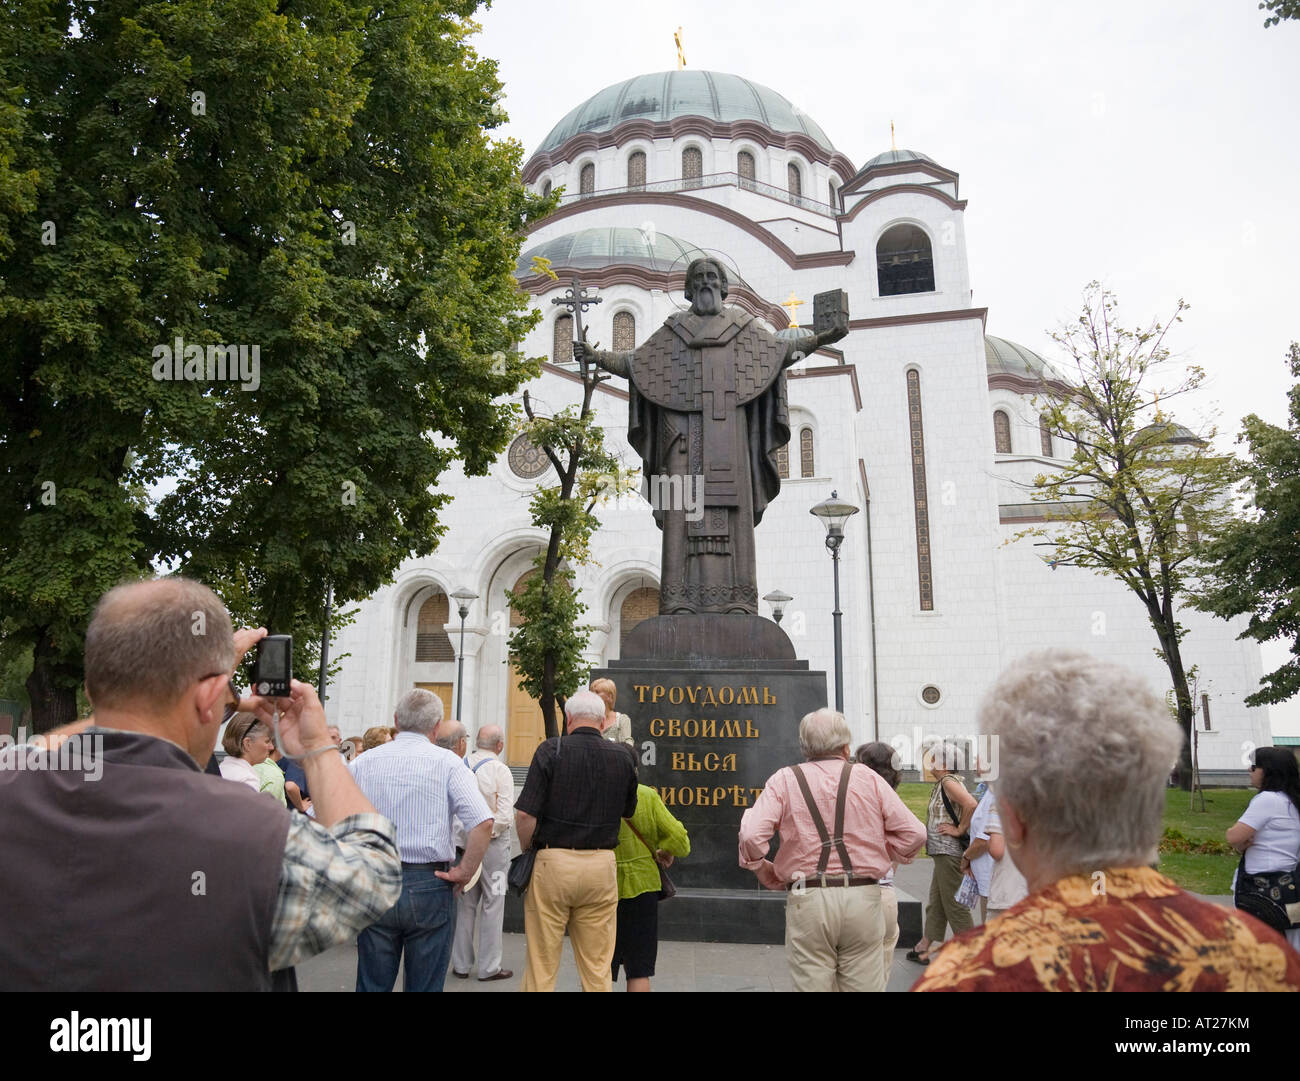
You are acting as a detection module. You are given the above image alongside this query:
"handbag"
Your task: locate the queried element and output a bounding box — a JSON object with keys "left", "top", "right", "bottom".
{"left": 507, "top": 847, "right": 537, "bottom": 897}
{"left": 1234, "top": 855, "right": 1300, "bottom": 933}
{"left": 624, "top": 818, "right": 676, "bottom": 901}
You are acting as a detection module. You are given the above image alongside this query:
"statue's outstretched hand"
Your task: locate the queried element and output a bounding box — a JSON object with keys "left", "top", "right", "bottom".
{"left": 572, "top": 339, "right": 591, "bottom": 364}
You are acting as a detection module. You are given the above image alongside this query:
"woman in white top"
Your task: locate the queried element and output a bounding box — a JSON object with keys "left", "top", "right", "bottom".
{"left": 219, "top": 712, "right": 275, "bottom": 792}
{"left": 1227, "top": 746, "right": 1300, "bottom": 951}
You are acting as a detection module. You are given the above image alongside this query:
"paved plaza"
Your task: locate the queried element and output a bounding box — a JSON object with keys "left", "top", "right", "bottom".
{"left": 296, "top": 857, "right": 1235, "bottom": 992}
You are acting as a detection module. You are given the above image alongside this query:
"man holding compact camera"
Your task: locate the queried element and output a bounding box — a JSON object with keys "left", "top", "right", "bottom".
{"left": 0, "top": 576, "right": 403, "bottom": 991}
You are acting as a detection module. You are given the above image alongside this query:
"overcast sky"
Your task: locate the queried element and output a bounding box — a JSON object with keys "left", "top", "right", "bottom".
{"left": 475, "top": 0, "right": 1300, "bottom": 734}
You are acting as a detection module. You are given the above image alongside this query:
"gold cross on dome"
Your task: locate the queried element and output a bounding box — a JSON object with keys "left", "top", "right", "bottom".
{"left": 781, "top": 291, "right": 803, "bottom": 328}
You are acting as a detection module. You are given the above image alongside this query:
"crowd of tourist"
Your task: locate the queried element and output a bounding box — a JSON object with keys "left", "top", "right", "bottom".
{"left": 2, "top": 576, "right": 1298, "bottom": 993}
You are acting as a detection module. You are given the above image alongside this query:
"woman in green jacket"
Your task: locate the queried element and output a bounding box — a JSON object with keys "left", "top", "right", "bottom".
{"left": 612, "top": 784, "right": 690, "bottom": 992}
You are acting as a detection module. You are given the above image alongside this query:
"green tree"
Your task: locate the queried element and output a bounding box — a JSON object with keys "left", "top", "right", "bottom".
{"left": 1260, "top": 1, "right": 1300, "bottom": 27}
{"left": 508, "top": 294, "right": 631, "bottom": 739}
{"left": 1193, "top": 344, "right": 1300, "bottom": 706}
{"left": 1015, "top": 284, "right": 1237, "bottom": 788}
{"left": 0, "top": 0, "right": 551, "bottom": 728}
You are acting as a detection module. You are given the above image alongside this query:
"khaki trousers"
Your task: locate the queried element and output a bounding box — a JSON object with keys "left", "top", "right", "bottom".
{"left": 521, "top": 848, "right": 617, "bottom": 992}
{"left": 785, "top": 883, "right": 886, "bottom": 993}
{"left": 881, "top": 885, "right": 900, "bottom": 982}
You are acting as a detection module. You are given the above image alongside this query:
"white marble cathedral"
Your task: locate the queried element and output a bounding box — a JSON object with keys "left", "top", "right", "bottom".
{"left": 326, "top": 69, "right": 1270, "bottom": 778}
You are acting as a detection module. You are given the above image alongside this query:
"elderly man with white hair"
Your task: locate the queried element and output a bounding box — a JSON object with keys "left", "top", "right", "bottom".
{"left": 450, "top": 723, "right": 516, "bottom": 982}
{"left": 739, "top": 708, "right": 927, "bottom": 992}
{"left": 515, "top": 690, "right": 639, "bottom": 992}
{"left": 349, "top": 690, "right": 493, "bottom": 992}
{"left": 913, "top": 650, "right": 1300, "bottom": 992}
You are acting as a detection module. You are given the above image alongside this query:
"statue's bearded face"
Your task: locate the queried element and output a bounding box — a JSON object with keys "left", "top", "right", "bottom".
{"left": 688, "top": 263, "right": 724, "bottom": 316}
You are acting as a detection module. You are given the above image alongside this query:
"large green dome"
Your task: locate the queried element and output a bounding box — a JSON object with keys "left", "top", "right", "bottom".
{"left": 536, "top": 70, "right": 836, "bottom": 154}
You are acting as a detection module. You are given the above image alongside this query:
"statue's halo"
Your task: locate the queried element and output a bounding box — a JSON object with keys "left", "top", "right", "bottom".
{"left": 660, "top": 247, "right": 749, "bottom": 313}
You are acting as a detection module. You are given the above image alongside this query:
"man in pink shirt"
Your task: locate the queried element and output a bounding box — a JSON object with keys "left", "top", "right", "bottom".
{"left": 738, "top": 708, "right": 926, "bottom": 991}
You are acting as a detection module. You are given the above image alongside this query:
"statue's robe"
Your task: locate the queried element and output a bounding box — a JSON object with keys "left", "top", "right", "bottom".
{"left": 625, "top": 307, "right": 793, "bottom": 614}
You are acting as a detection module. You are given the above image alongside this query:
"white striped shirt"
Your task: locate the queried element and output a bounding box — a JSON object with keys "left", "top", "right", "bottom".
{"left": 349, "top": 732, "right": 491, "bottom": 863}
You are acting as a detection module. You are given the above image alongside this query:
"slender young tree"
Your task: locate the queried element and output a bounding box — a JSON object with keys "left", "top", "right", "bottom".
{"left": 1015, "top": 284, "right": 1237, "bottom": 788}
{"left": 508, "top": 285, "right": 632, "bottom": 739}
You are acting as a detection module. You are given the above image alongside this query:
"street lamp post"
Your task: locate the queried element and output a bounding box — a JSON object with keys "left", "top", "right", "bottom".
{"left": 763, "top": 589, "right": 792, "bottom": 625}
{"left": 450, "top": 587, "right": 478, "bottom": 722}
{"left": 810, "top": 490, "right": 859, "bottom": 713}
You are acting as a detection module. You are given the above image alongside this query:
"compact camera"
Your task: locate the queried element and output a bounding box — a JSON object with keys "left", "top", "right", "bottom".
{"left": 251, "top": 635, "right": 293, "bottom": 697}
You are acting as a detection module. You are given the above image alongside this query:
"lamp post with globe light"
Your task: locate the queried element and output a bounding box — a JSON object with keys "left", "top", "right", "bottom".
{"left": 451, "top": 587, "right": 478, "bottom": 723}
{"left": 810, "top": 491, "right": 859, "bottom": 713}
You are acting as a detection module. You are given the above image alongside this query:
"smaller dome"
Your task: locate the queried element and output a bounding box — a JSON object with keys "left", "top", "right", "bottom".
{"left": 863, "top": 148, "right": 935, "bottom": 171}
{"left": 985, "top": 335, "right": 1069, "bottom": 384}
{"left": 517, "top": 227, "right": 707, "bottom": 277}
{"left": 1135, "top": 421, "right": 1206, "bottom": 447}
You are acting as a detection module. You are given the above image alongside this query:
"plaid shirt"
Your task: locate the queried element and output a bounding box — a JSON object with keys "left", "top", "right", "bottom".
{"left": 268, "top": 811, "right": 402, "bottom": 972}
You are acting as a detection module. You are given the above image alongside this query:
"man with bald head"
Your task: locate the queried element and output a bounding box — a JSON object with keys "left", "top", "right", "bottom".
{"left": 450, "top": 723, "right": 516, "bottom": 981}
{"left": 0, "top": 576, "right": 402, "bottom": 991}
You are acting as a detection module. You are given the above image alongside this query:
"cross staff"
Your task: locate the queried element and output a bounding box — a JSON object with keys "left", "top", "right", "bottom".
{"left": 551, "top": 277, "right": 602, "bottom": 373}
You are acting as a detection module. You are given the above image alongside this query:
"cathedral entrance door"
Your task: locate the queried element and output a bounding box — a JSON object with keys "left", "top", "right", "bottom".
{"left": 506, "top": 664, "right": 545, "bottom": 767}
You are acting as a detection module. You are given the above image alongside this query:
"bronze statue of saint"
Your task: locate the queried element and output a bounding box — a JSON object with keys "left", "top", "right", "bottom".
{"left": 575, "top": 258, "right": 848, "bottom": 614}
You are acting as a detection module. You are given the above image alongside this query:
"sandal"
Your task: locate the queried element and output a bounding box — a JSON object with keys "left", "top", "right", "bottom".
{"left": 905, "top": 948, "right": 930, "bottom": 965}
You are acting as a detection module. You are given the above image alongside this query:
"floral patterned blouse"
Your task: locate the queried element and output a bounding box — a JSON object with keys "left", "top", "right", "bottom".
{"left": 911, "top": 866, "right": 1300, "bottom": 992}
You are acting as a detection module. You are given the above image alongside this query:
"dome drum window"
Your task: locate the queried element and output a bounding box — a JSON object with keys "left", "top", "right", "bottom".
{"left": 553, "top": 314, "right": 573, "bottom": 365}
{"left": 682, "top": 147, "right": 703, "bottom": 190}
{"left": 627, "top": 151, "right": 646, "bottom": 191}
{"left": 612, "top": 311, "right": 636, "bottom": 352}
{"left": 1039, "top": 414, "right": 1053, "bottom": 458}
{"left": 787, "top": 162, "right": 802, "bottom": 199}
{"left": 877, "top": 224, "right": 935, "bottom": 297}
{"left": 994, "top": 410, "right": 1012, "bottom": 454}
{"left": 737, "top": 150, "right": 756, "bottom": 190}
{"left": 579, "top": 163, "right": 595, "bottom": 195}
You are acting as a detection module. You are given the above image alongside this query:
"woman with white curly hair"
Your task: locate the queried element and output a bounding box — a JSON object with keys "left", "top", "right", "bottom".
{"left": 913, "top": 650, "right": 1300, "bottom": 992}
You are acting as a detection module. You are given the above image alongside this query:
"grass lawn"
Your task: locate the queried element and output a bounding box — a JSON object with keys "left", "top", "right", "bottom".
{"left": 894, "top": 782, "right": 1251, "bottom": 895}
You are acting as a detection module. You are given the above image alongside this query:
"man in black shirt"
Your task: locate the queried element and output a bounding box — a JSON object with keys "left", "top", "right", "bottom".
{"left": 516, "top": 689, "right": 638, "bottom": 992}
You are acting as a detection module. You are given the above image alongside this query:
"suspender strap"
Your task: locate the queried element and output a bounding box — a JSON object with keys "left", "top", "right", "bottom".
{"left": 790, "top": 762, "right": 854, "bottom": 879}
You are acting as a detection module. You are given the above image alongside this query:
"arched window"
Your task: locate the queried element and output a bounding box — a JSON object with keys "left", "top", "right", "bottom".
{"left": 540, "top": 179, "right": 551, "bottom": 198}
{"left": 1184, "top": 509, "right": 1200, "bottom": 546}
{"left": 620, "top": 586, "right": 660, "bottom": 648}
{"left": 737, "top": 150, "right": 756, "bottom": 190}
{"left": 612, "top": 311, "right": 635, "bottom": 351}
{"left": 682, "top": 146, "right": 702, "bottom": 190}
{"left": 800, "top": 427, "right": 815, "bottom": 478}
{"left": 579, "top": 163, "right": 595, "bottom": 195}
{"left": 787, "top": 162, "right": 802, "bottom": 199}
{"left": 415, "top": 593, "right": 455, "bottom": 662}
{"left": 993, "top": 410, "right": 1012, "bottom": 454}
{"left": 627, "top": 151, "right": 646, "bottom": 191}
{"left": 876, "top": 223, "right": 935, "bottom": 296}
{"left": 553, "top": 314, "right": 572, "bottom": 364}
{"left": 776, "top": 442, "right": 789, "bottom": 479}
{"left": 1039, "top": 413, "right": 1053, "bottom": 457}
{"left": 509, "top": 569, "right": 538, "bottom": 628}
